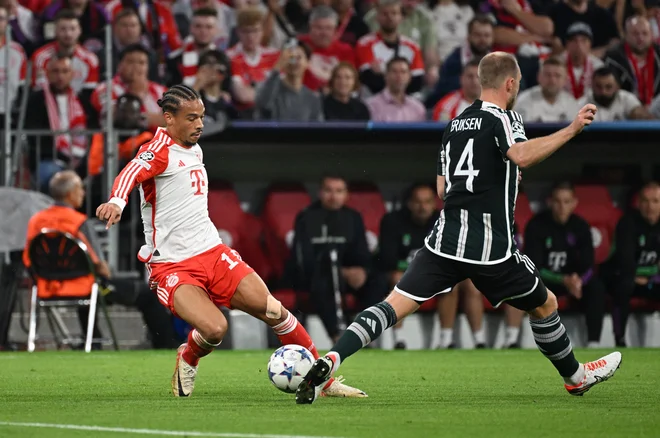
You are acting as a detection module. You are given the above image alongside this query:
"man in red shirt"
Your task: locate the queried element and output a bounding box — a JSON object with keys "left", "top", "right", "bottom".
{"left": 299, "top": 5, "right": 356, "bottom": 92}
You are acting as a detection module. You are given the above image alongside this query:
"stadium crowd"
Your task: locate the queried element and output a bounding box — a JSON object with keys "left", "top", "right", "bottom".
{"left": 4, "top": 0, "right": 660, "bottom": 350}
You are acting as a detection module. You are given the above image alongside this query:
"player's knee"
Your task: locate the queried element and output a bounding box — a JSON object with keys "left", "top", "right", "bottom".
{"left": 198, "top": 318, "right": 228, "bottom": 344}
{"left": 529, "top": 290, "right": 558, "bottom": 319}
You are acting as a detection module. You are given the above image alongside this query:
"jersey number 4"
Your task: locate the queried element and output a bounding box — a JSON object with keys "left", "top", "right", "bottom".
{"left": 447, "top": 138, "right": 480, "bottom": 193}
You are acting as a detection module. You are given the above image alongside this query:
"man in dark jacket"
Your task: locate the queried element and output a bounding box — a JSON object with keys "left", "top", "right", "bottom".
{"left": 606, "top": 181, "right": 660, "bottom": 347}
{"left": 289, "top": 175, "right": 382, "bottom": 342}
{"left": 524, "top": 181, "right": 606, "bottom": 347}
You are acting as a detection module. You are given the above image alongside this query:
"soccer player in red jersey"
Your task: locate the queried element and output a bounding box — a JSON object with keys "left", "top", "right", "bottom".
{"left": 96, "top": 84, "right": 367, "bottom": 399}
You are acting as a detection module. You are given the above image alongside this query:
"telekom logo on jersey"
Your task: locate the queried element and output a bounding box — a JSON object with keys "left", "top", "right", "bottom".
{"left": 190, "top": 169, "right": 206, "bottom": 196}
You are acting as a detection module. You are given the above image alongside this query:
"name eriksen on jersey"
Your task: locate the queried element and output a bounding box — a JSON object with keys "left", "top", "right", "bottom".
{"left": 450, "top": 117, "right": 482, "bottom": 132}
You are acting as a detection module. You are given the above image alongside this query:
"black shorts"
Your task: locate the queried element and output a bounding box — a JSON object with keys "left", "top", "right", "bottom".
{"left": 395, "top": 246, "right": 548, "bottom": 312}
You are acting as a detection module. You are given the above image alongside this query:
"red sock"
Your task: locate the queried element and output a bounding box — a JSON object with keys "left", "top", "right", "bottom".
{"left": 272, "top": 312, "right": 334, "bottom": 389}
{"left": 182, "top": 329, "right": 219, "bottom": 367}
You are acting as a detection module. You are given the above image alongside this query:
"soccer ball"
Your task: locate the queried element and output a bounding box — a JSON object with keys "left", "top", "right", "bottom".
{"left": 267, "top": 344, "right": 314, "bottom": 393}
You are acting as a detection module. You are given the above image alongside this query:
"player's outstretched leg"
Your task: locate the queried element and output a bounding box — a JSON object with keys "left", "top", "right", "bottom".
{"left": 528, "top": 290, "right": 621, "bottom": 396}
{"left": 172, "top": 285, "right": 226, "bottom": 397}
{"left": 296, "top": 290, "right": 419, "bottom": 405}
{"left": 230, "top": 272, "right": 367, "bottom": 398}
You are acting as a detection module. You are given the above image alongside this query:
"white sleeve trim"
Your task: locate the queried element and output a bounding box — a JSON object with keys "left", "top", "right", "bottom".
{"left": 108, "top": 197, "right": 127, "bottom": 212}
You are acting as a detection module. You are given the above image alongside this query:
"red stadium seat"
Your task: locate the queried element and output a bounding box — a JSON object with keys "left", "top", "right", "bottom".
{"left": 574, "top": 203, "right": 622, "bottom": 265}
{"left": 238, "top": 213, "right": 274, "bottom": 282}
{"left": 271, "top": 289, "right": 298, "bottom": 312}
{"left": 418, "top": 297, "right": 437, "bottom": 312}
{"left": 262, "top": 183, "right": 311, "bottom": 278}
{"left": 207, "top": 182, "right": 243, "bottom": 249}
{"left": 515, "top": 192, "right": 534, "bottom": 248}
{"left": 346, "top": 183, "right": 387, "bottom": 253}
{"left": 574, "top": 185, "right": 613, "bottom": 206}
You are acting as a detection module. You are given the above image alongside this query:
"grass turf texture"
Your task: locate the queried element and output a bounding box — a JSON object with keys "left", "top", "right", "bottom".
{"left": 0, "top": 349, "right": 658, "bottom": 438}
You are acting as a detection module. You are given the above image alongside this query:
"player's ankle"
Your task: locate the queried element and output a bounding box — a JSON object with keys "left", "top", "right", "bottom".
{"left": 564, "top": 364, "right": 585, "bottom": 386}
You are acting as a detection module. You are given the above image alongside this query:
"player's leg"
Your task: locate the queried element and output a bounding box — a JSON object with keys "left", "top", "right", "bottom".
{"left": 171, "top": 284, "right": 227, "bottom": 397}
{"left": 435, "top": 287, "right": 459, "bottom": 348}
{"left": 460, "top": 280, "right": 486, "bottom": 348}
{"left": 229, "top": 271, "right": 366, "bottom": 398}
{"left": 578, "top": 276, "right": 606, "bottom": 348}
{"left": 296, "top": 247, "right": 461, "bottom": 404}
{"left": 502, "top": 305, "right": 524, "bottom": 348}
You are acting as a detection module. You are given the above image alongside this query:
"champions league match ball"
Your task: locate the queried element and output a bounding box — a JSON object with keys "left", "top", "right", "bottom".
{"left": 267, "top": 344, "right": 314, "bottom": 393}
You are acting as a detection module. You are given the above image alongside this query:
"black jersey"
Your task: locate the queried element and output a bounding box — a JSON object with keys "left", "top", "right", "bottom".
{"left": 425, "top": 100, "right": 528, "bottom": 264}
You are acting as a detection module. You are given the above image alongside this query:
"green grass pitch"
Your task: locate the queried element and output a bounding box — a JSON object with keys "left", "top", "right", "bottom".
{"left": 0, "top": 349, "right": 658, "bottom": 438}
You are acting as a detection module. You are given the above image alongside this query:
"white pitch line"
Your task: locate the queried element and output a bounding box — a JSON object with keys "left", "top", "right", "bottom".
{"left": 0, "top": 422, "right": 347, "bottom": 438}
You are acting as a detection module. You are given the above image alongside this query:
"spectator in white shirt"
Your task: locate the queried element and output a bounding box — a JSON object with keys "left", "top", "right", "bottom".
{"left": 516, "top": 57, "right": 579, "bottom": 123}
{"left": 432, "top": 0, "right": 474, "bottom": 62}
{"left": 578, "top": 67, "right": 654, "bottom": 121}
{"left": 559, "top": 22, "right": 604, "bottom": 100}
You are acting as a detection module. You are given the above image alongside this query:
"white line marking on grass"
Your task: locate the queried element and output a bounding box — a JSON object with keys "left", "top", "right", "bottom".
{"left": 0, "top": 421, "right": 346, "bottom": 438}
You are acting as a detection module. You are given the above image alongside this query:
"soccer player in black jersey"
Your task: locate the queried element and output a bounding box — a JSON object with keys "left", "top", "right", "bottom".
{"left": 296, "top": 52, "right": 622, "bottom": 404}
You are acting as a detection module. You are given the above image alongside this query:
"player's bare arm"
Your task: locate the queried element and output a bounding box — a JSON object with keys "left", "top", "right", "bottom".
{"left": 506, "top": 104, "right": 597, "bottom": 168}
{"left": 436, "top": 175, "right": 445, "bottom": 198}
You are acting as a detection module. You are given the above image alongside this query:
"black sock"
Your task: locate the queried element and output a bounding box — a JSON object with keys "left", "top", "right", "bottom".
{"left": 529, "top": 311, "right": 580, "bottom": 378}
{"left": 328, "top": 301, "right": 397, "bottom": 365}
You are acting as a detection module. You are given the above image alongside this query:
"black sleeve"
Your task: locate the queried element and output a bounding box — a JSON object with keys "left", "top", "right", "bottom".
{"left": 597, "top": 10, "right": 620, "bottom": 47}
{"left": 291, "top": 210, "right": 315, "bottom": 286}
{"left": 166, "top": 55, "right": 183, "bottom": 87}
{"left": 377, "top": 213, "right": 400, "bottom": 272}
{"left": 523, "top": 215, "right": 545, "bottom": 268}
{"left": 406, "top": 74, "right": 423, "bottom": 95}
{"left": 613, "top": 215, "right": 637, "bottom": 289}
{"left": 359, "top": 69, "right": 386, "bottom": 94}
{"left": 344, "top": 211, "right": 371, "bottom": 268}
{"left": 573, "top": 217, "right": 595, "bottom": 275}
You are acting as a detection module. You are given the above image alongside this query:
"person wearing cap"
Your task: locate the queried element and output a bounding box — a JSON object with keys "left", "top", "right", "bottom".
{"left": 559, "top": 22, "right": 604, "bottom": 99}
{"left": 605, "top": 15, "right": 660, "bottom": 106}
{"left": 191, "top": 49, "right": 238, "bottom": 130}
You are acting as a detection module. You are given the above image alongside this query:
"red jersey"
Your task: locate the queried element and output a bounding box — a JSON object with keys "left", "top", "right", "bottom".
{"left": 168, "top": 36, "right": 217, "bottom": 87}
{"left": 31, "top": 42, "right": 99, "bottom": 93}
{"left": 105, "top": 0, "right": 182, "bottom": 55}
{"left": 298, "top": 35, "right": 355, "bottom": 91}
{"left": 0, "top": 40, "right": 27, "bottom": 115}
{"left": 227, "top": 43, "right": 280, "bottom": 86}
{"left": 90, "top": 76, "right": 166, "bottom": 130}
{"left": 356, "top": 33, "right": 425, "bottom": 77}
{"left": 19, "top": 0, "right": 50, "bottom": 13}
{"left": 432, "top": 90, "right": 471, "bottom": 121}
{"left": 489, "top": 0, "right": 550, "bottom": 57}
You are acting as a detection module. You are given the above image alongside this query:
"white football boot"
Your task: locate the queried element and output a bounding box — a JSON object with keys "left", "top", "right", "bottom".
{"left": 322, "top": 376, "right": 368, "bottom": 398}
{"left": 172, "top": 344, "right": 198, "bottom": 397}
{"left": 564, "top": 351, "right": 622, "bottom": 396}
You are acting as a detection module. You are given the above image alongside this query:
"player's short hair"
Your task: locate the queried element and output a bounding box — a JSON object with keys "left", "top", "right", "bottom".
{"left": 113, "top": 8, "right": 139, "bottom": 26}
{"left": 386, "top": 56, "right": 410, "bottom": 72}
{"left": 309, "top": 5, "right": 338, "bottom": 24}
{"left": 237, "top": 7, "right": 264, "bottom": 28}
{"left": 157, "top": 84, "right": 201, "bottom": 115}
{"left": 49, "top": 170, "right": 79, "bottom": 201}
{"left": 478, "top": 52, "right": 519, "bottom": 90}
{"left": 462, "top": 58, "right": 481, "bottom": 73}
{"left": 404, "top": 182, "right": 436, "bottom": 202}
{"left": 192, "top": 7, "right": 218, "bottom": 19}
{"left": 592, "top": 66, "right": 617, "bottom": 82}
{"left": 550, "top": 181, "right": 575, "bottom": 196}
{"left": 467, "top": 14, "right": 494, "bottom": 33}
{"left": 119, "top": 43, "right": 150, "bottom": 61}
{"left": 54, "top": 8, "right": 78, "bottom": 23}
{"left": 542, "top": 57, "right": 565, "bottom": 69}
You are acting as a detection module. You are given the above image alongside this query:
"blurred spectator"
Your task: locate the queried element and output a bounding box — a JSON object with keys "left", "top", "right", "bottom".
{"left": 549, "top": 0, "right": 619, "bottom": 58}
{"left": 0, "top": 4, "right": 26, "bottom": 128}
{"left": 261, "top": 0, "right": 297, "bottom": 50}
{"left": 432, "top": 58, "right": 480, "bottom": 121}
{"left": 192, "top": 49, "right": 238, "bottom": 129}
{"left": 525, "top": 182, "right": 606, "bottom": 348}
{"left": 364, "top": 0, "right": 438, "bottom": 84}
{"left": 594, "top": 0, "right": 628, "bottom": 35}
{"left": 559, "top": 22, "right": 604, "bottom": 99}
{"left": 0, "top": 0, "right": 36, "bottom": 55}
{"left": 323, "top": 62, "right": 370, "bottom": 120}
{"left": 484, "top": 0, "right": 553, "bottom": 89}
{"left": 105, "top": 0, "right": 183, "bottom": 58}
{"left": 31, "top": 9, "right": 99, "bottom": 103}
{"left": 356, "top": 0, "right": 425, "bottom": 95}
{"left": 332, "top": 0, "right": 369, "bottom": 46}
{"left": 605, "top": 15, "right": 660, "bottom": 106}
{"left": 178, "top": 0, "right": 236, "bottom": 48}
{"left": 299, "top": 6, "right": 356, "bottom": 92}
{"left": 283, "top": 0, "right": 328, "bottom": 33}
{"left": 515, "top": 57, "right": 579, "bottom": 122}
{"left": 88, "top": 94, "right": 152, "bottom": 180}
{"left": 90, "top": 44, "right": 167, "bottom": 130}
{"left": 228, "top": 7, "right": 280, "bottom": 117}
{"left": 23, "top": 170, "right": 179, "bottom": 349}
{"left": 425, "top": 15, "right": 493, "bottom": 107}
{"left": 431, "top": 0, "right": 475, "bottom": 62}
{"left": 287, "top": 175, "right": 384, "bottom": 343}
{"left": 39, "top": 0, "right": 109, "bottom": 51}
{"left": 606, "top": 181, "right": 660, "bottom": 347}
{"left": 97, "top": 9, "right": 160, "bottom": 82}
{"left": 646, "top": 0, "right": 660, "bottom": 44}
{"left": 167, "top": 7, "right": 220, "bottom": 87}
{"left": 18, "top": 0, "right": 49, "bottom": 14}
{"left": 25, "top": 54, "right": 88, "bottom": 192}
{"left": 578, "top": 66, "right": 653, "bottom": 120}
{"left": 377, "top": 182, "right": 439, "bottom": 349}
{"left": 367, "top": 56, "right": 425, "bottom": 121}
{"left": 254, "top": 40, "right": 324, "bottom": 121}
